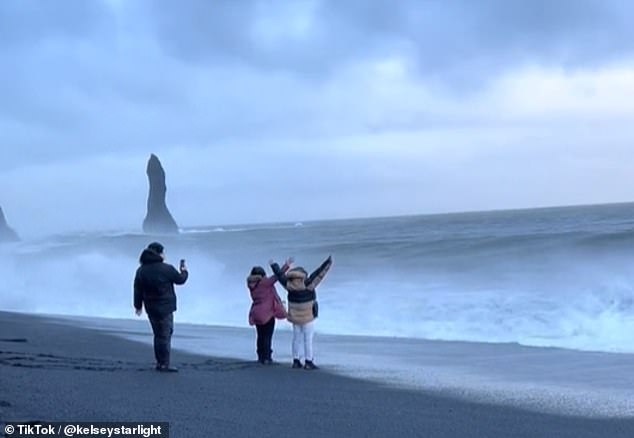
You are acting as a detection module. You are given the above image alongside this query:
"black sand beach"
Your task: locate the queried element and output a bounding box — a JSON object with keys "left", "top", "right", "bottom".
{"left": 1, "top": 311, "right": 633, "bottom": 438}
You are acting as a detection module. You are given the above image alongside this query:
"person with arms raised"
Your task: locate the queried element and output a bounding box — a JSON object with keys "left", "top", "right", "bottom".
{"left": 271, "top": 255, "right": 332, "bottom": 370}
{"left": 247, "top": 257, "right": 293, "bottom": 364}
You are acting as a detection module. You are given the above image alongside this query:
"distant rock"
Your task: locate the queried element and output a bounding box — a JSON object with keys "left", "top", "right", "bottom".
{"left": 142, "top": 154, "right": 179, "bottom": 234}
{"left": 0, "top": 206, "right": 19, "bottom": 242}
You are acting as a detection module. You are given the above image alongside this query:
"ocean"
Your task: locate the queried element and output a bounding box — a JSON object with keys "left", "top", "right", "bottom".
{"left": 2, "top": 202, "right": 634, "bottom": 354}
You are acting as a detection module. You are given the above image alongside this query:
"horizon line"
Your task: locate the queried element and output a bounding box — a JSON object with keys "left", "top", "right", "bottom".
{"left": 190, "top": 199, "right": 634, "bottom": 230}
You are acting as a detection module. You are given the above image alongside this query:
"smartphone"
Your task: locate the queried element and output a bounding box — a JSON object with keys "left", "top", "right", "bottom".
{"left": 179, "top": 259, "right": 186, "bottom": 270}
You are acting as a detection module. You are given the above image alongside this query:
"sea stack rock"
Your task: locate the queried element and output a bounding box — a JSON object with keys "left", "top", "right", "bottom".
{"left": 0, "top": 206, "right": 19, "bottom": 242}
{"left": 142, "top": 154, "right": 179, "bottom": 234}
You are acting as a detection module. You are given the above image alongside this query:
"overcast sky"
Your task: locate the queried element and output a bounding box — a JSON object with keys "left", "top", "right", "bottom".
{"left": 2, "top": 0, "right": 634, "bottom": 237}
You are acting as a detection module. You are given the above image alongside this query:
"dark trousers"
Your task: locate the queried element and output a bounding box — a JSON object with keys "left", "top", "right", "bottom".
{"left": 255, "top": 317, "right": 275, "bottom": 362}
{"left": 148, "top": 312, "right": 174, "bottom": 366}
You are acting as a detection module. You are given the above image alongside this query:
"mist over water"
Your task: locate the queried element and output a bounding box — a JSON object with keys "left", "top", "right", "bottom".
{"left": 2, "top": 203, "right": 634, "bottom": 353}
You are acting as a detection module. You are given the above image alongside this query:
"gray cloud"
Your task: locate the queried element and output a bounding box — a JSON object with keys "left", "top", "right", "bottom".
{"left": 1, "top": 0, "right": 634, "bottom": 231}
{"left": 1, "top": 0, "right": 631, "bottom": 159}
{"left": 148, "top": 0, "right": 634, "bottom": 82}
{"left": 0, "top": 0, "right": 113, "bottom": 46}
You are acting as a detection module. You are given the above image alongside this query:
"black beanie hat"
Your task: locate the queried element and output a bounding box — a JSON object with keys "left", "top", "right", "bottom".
{"left": 147, "top": 242, "right": 164, "bottom": 254}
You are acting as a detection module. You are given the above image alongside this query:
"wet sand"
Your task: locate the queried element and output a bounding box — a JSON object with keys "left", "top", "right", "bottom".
{"left": 1, "top": 311, "right": 633, "bottom": 438}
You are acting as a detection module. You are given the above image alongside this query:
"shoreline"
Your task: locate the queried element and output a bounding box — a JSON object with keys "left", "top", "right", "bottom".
{"left": 2, "top": 311, "right": 634, "bottom": 438}
{"left": 8, "top": 310, "right": 634, "bottom": 418}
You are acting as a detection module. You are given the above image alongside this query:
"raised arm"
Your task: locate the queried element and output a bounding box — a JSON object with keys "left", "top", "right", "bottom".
{"left": 270, "top": 261, "right": 289, "bottom": 287}
{"left": 306, "top": 255, "right": 332, "bottom": 290}
{"left": 169, "top": 265, "right": 189, "bottom": 285}
{"left": 261, "top": 260, "right": 290, "bottom": 287}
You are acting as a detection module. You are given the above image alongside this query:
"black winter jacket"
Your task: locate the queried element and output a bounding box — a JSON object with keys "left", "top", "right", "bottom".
{"left": 133, "top": 249, "right": 188, "bottom": 317}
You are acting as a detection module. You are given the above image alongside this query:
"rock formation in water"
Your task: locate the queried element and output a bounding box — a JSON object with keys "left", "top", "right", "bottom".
{"left": 0, "top": 206, "right": 19, "bottom": 242}
{"left": 142, "top": 154, "right": 179, "bottom": 234}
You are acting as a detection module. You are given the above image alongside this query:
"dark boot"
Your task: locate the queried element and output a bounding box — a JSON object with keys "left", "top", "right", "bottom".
{"left": 292, "top": 359, "right": 303, "bottom": 369}
{"left": 264, "top": 349, "right": 274, "bottom": 365}
{"left": 257, "top": 352, "right": 266, "bottom": 364}
{"left": 157, "top": 364, "right": 178, "bottom": 373}
{"left": 304, "top": 360, "right": 318, "bottom": 370}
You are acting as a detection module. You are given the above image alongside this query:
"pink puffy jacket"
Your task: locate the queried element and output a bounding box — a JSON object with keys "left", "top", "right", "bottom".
{"left": 247, "top": 272, "right": 287, "bottom": 326}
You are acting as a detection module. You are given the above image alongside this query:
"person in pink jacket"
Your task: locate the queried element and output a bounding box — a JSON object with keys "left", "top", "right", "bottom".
{"left": 247, "top": 257, "right": 292, "bottom": 364}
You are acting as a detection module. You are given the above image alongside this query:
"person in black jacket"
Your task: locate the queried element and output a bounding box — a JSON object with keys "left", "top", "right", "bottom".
{"left": 134, "top": 242, "right": 188, "bottom": 372}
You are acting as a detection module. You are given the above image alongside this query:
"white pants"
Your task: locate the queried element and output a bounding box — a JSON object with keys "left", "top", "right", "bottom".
{"left": 292, "top": 321, "right": 315, "bottom": 361}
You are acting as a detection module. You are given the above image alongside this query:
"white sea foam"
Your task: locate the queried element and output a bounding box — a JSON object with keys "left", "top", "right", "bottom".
{"left": 3, "top": 204, "right": 634, "bottom": 354}
{"left": 2, "top": 238, "right": 634, "bottom": 354}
